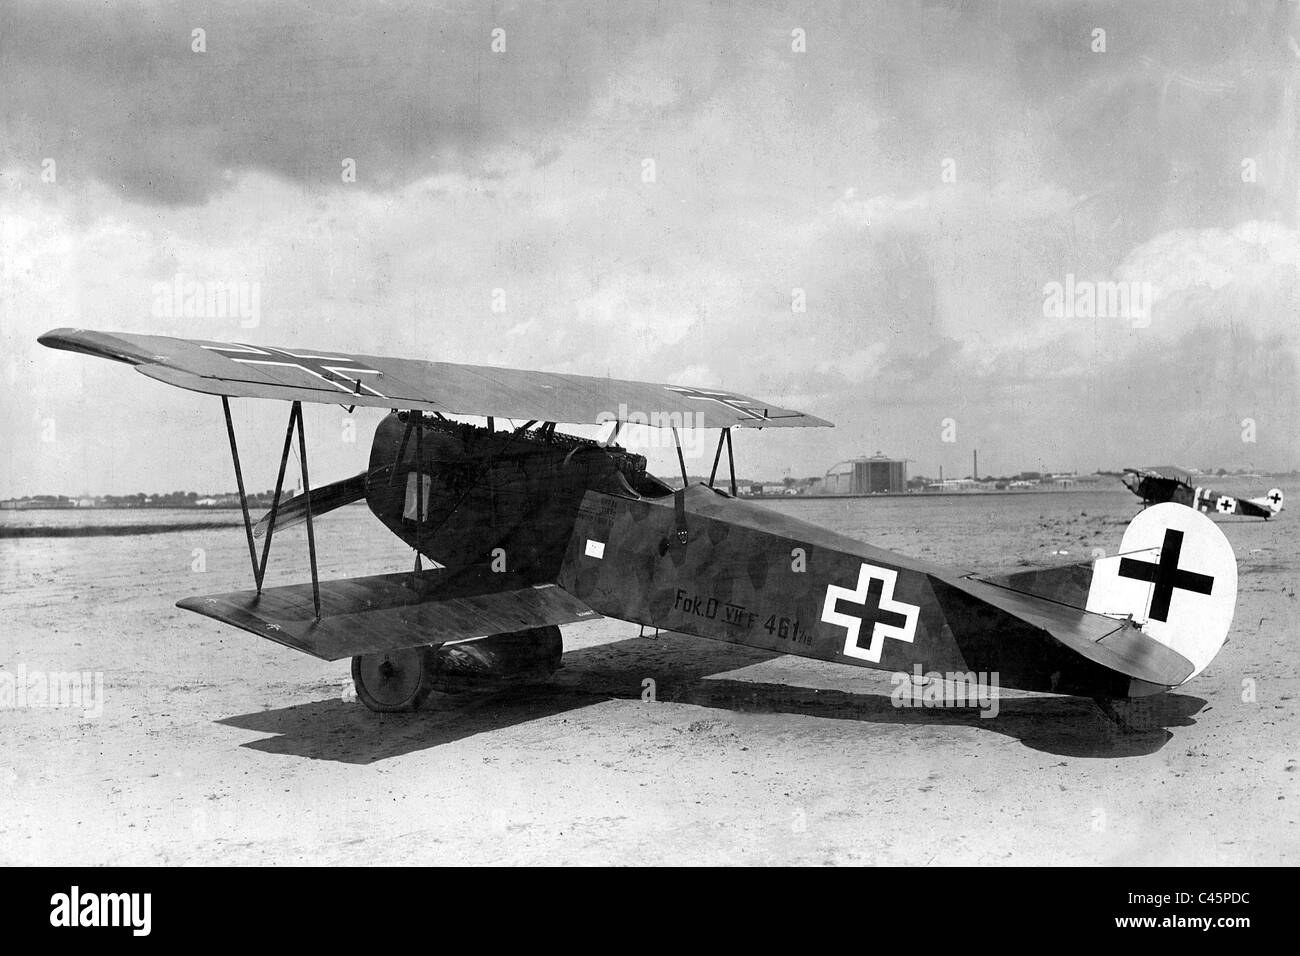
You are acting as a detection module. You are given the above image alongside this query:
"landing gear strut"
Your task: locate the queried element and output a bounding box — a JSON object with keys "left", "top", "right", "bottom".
{"left": 1093, "top": 695, "right": 1156, "bottom": 734}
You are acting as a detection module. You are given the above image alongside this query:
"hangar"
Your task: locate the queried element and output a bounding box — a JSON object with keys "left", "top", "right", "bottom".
{"left": 819, "top": 453, "right": 908, "bottom": 495}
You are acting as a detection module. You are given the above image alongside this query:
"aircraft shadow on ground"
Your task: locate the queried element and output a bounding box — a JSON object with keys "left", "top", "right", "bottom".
{"left": 217, "top": 633, "right": 1208, "bottom": 764}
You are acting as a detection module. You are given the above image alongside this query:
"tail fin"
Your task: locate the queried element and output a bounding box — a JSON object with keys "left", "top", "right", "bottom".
{"left": 981, "top": 503, "right": 1237, "bottom": 685}
{"left": 1084, "top": 502, "right": 1236, "bottom": 680}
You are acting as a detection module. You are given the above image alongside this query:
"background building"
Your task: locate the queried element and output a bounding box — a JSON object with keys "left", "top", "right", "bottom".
{"left": 817, "top": 453, "right": 908, "bottom": 495}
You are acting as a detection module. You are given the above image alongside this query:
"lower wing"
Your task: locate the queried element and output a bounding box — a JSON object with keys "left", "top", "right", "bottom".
{"left": 178, "top": 572, "right": 598, "bottom": 660}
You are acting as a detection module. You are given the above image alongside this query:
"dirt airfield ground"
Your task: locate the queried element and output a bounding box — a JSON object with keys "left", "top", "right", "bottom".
{"left": 1, "top": 484, "right": 1296, "bottom": 865}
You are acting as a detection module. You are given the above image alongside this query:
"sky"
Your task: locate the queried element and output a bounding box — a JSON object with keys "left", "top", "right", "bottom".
{"left": 2, "top": 0, "right": 1297, "bottom": 496}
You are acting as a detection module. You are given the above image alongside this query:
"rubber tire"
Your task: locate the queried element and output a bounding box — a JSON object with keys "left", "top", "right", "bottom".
{"left": 531, "top": 624, "right": 564, "bottom": 675}
{"left": 351, "top": 646, "right": 435, "bottom": 712}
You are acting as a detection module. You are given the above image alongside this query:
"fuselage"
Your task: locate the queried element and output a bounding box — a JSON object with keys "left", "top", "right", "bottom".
{"left": 363, "top": 413, "right": 1150, "bottom": 698}
{"left": 558, "top": 484, "right": 1146, "bottom": 698}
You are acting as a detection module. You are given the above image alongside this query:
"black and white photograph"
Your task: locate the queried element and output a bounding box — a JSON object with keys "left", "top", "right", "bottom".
{"left": 1, "top": 0, "right": 1296, "bottom": 890}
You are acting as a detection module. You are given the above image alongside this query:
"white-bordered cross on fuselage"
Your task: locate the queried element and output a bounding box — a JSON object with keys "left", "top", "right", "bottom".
{"left": 821, "top": 563, "right": 920, "bottom": 663}
{"left": 201, "top": 343, "right": 388, "bottom": 399}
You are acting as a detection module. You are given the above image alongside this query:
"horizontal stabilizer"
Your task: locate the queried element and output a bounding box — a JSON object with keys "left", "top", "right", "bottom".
{"left": 1055, "top": 616, "right": 1196, "bottom": 687}
{"left": 178, "top": 572, "right": 598, "bottom": 660}
{"left": 975, "top": 502, "right": 1236, "bottom": 686}
{"left": 953, "top": 575, "right": 1195, "bottom": 687}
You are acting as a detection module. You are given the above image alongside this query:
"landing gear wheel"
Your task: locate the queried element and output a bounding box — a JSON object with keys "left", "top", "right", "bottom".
{"left": 352, "top": 646, "right": 434, "bottom": 712}
{"left": 534, "top": 625, "right": 564, "bottom": 675}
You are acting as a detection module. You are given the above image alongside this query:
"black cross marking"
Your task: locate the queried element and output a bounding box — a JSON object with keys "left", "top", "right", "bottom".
{"left": 1117, "top": 528, "right": 1214, "bottom": 622}
{"left": 202, "top": 343, "right": 387, "bottom": 398}
{"left": 1268, "top": 490, "right": 1283, "bottom": 505}
{"left": 663, "top": 385, "right": 767, "bottom": 421}
{"left": 829, "top": 575, "right": 909, "bottom": 653}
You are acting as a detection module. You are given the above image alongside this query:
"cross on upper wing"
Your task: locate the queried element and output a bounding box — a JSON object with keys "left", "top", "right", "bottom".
{"left": 201, "top": 343, "right": 388, "bottom": 398}
{"left": 662, "top": 385, "right": 769, "bottom": 421}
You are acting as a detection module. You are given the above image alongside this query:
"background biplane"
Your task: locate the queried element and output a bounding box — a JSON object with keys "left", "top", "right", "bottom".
{"left": 1122, "top": 465, "right": 1283, "bottom": 520}
{"left": 40, "top": 328, "right": 1239, "bottom": 716}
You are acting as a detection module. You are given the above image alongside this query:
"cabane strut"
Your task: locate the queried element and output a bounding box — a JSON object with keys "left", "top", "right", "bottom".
{"left": 707, "top": 427, "right": 738, "bottom": 497}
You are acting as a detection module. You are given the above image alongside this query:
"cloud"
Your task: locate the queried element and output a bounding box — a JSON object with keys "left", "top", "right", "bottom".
{"left": 831, "top": 181, "right": 1078, "bottom": 233}
{"left": 4, "top": 1, "right": 1300, "bottom": 493}
{"left": 0, "top": 0, "right": 667, "bottom": 205}
{"left": 1117, "top": 221, "right": 1300, "bottom": 329}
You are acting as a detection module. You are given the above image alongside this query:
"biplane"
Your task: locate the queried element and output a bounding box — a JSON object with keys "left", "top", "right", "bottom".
{"left": 40, "top": 328, "right": 1239, "bottom": 716}
{"left": 1122, "top": 466, "right": 1283, "bottom": 520}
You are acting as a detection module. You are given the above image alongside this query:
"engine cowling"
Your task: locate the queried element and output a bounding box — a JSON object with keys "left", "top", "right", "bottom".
{"left": 365, "top": 412, "right": 668, "bottom": 581}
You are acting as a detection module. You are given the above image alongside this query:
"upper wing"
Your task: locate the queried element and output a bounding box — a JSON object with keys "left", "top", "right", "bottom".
{"left": 38, "top": 327, "right": 831, "bottom": 429}
{"left": 1138, "top": 464, "right": 1193, "bottom": 483}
